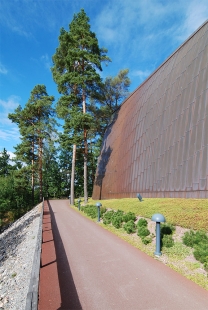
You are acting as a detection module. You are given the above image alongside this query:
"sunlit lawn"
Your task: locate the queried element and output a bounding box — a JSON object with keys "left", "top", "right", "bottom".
{"left": 89, "top": 198, "right": 208, "bottom": 231}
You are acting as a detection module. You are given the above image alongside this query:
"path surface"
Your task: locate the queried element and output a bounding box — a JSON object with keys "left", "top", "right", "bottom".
{"left": 38, "top": 200, "right": 208, "bottom": 310}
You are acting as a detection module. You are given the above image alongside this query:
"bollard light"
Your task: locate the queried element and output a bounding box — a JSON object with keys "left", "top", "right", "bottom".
{"left": 95, "top": 202, "right": 102, "bottom": 222}
{"left": 137, "top": 193, "right": 143, "bottom": 202}
{"left": 151, "top": 213, "right": 166, "bottom": 256}
{"left": 78, "top": 199, "right": 81, "bottom": 211}
{"left": 69, "top": 195, "right": 71, "bottom": 204}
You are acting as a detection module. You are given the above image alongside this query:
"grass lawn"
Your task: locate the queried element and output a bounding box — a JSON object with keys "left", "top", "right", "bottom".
{"left": 89, "top": 197, "right": 208, "bottom": 231}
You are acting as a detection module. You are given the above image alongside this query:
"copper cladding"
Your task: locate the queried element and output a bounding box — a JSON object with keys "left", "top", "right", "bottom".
{"left": 93, "top": 21, "right": 208, "bottom": 199}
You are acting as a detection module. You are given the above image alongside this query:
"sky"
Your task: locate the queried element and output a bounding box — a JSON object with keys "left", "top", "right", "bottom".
{"left": 0, "top": 0, "right": 208, "bottom": 156}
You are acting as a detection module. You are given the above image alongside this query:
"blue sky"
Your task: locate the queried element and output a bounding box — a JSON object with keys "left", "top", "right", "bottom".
{"left": 0, "top": 0, "right": 208, "bottom": 157}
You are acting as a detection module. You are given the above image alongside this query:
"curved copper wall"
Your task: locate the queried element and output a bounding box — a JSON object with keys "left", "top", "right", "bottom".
{"left": 93, "top": 21, "right": 208, "bottom": 199}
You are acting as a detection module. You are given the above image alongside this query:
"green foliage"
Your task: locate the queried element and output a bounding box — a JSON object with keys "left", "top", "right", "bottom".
{"left": 122, "top": 212, "right": 136, "bottom": 223}
{"left": 80, "top": 204, "right": 106, "bottom": 220}
{"left": 100, "top": 206, "right": 107, "bottom": 217}
{"left": 162, "top": 234, "right": 174, "bottom": 248}
{"left": 193, "top": 243, "right": 208, "bottom": 264}
{"left": 81, "top": 205, "right": 97, "bottom": 219}
{"left": 123, "top": 220, "right": 136, "bottom": 234}
{"left": 183, "top": 230, "right": 208, "bottom": 247}
{"left": 182, "top": 230, "right": 208, "bottom": 268}
{"left": 8, "top": 84, "right": 57, "bottom": 202}
{"left": 111, "top": 210, "right": 124, "bottom": 229}
{"left": 160, "top": 223, "right": 175, "bottom": 248}
{"left": 137, "top": 218, "right": 148, "bottom": 227}
{"left": 137, "top": 226, "right": 150, "bottom": 238}
{"left": 103, "top": 210, "right": 114, "bottom": 225}
{"left": 136, "top": 217, "right": 151, "bottom": 240}
{"left": 51, "top": 9, "right": 111, "bottom": 203}
{"left": 112, "top": 215, "right": 123, "bottom": 229}
{"left": 161, "top": 223, "right": 175, "bottom": 236}
{"left": 141, "top": 236, "right": 152, "bottom": 245}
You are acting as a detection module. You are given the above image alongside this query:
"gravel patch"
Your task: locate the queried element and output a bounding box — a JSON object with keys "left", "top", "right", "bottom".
{"left": 0, "top": 204, "right": 42, "bottom": 310}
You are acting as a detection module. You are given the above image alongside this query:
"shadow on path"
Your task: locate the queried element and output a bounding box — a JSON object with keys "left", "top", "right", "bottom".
{"left": 48, "top": 201, "right": 82, "bottom": 310}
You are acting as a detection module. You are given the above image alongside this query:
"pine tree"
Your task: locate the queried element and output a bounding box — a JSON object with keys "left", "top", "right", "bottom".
{"left": 52, "top": 8, "right": 110, "bottom": 204}
{"left": 8, "top": 84, "right": 57, "bottom": 202}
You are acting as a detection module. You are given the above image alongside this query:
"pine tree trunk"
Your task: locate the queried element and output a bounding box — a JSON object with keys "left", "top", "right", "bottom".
{"left": 70, "top": 144, "right": 76, "bottom": 205}
{"left": 32, "top": 140, "right": 34, "bottom": 205}
{"left": 83, "top": 95, "right": 88, "bottom": 204}
{"left": 39, "top": 137, "right": 43, "bottom": 202}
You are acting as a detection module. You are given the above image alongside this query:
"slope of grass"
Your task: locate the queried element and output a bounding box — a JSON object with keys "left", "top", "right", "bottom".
{"left": 89, "top": 198, "right": 208, "bottom": 231}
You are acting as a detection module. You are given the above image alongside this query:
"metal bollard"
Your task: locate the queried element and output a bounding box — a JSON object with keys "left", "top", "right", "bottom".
{"left": 151, "top": 213, "right": 166, "bottom": 256}
{"left": 137, "top": 193, "right": 143, "bottom": 201}
{"left": 69, "top": 195, "right": 71, "bottom": 204}
{"left": 78, "top": 199, "right": 81, "bottom": 211}
{"left": 95, "top": 202, "right": 102, "bottom": 222}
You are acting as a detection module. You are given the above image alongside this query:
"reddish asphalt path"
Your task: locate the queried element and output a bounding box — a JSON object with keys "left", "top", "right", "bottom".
{"left": 39, "top": 200, "right": 208, "bottom": 310}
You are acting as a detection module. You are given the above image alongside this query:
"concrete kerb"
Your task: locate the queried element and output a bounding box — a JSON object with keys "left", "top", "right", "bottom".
{"left": 25, "top": 198, "right": 44, "bottom": 310}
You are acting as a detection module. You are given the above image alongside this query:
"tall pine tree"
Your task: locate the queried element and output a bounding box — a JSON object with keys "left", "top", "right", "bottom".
{"left": 52, "top": 9, "right": 110, "bottom": 204}
{"left": 8, "top": 84, "right": 57, "bottom": 202}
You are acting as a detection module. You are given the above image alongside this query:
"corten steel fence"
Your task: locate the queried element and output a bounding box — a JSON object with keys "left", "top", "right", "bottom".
{"left": 93, "top": 20, "right": 208, "bottom": 200}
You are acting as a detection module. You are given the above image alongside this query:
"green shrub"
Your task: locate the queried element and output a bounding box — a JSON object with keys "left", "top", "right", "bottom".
{"left": 204, "top": 258, "right": 208, "bottom": 272}
{"left": 193, "top": 243, "right": 208, "bottom": 264}
{"left": 141, "top": 236, "right": 152, "bottom": 245}
{"left": 137, "top": 226, "right": 150, "bottom": 237}
{"left": 122, "top": 212, "right": 136, "bottom": 223}
{"left": 183, "top": 230, "right": 208, "bottom": 248}
{"left": 103, "top": 210, "right": 114, "bottom": 225}
{"left": 100, "top": 206, "right": 107, "bottom": 217}
{"left": 81, "top": 205, "right": 97, "bottom": 219}
{"left": 162, "top": 234, "right": 174, "bottom": 248}
{"left": 113, "top": 210, "right": 124, "bottom": 217}
{"left": 123, "top": 220, "right": 136, "bottom": 234}
{"left": 182, "top": 230, "right": 196, "bottom": 247}
{"left": 112, "top": 216, "right": 123, "bottom": 229}
{"left": 137, "top": 218, "right": 148, "bottom": 227}
{"left": 161, "top": 223, "right": 175, "bottom": 236}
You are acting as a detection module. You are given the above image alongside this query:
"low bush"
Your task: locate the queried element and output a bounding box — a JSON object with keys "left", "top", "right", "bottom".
{"left": 193, "top": 243, "right": 208, "bottom": 264}
{"left": 122, "top": 212, "right": 136, "bottom": 223}
{"left": 162, "top": 234, "right": 174, "bottom": 248}
{"left": 123, "top": 220, "right": 136, "bottom": 234}
{"left": 161, "top": 223, "right": 175, "bottom": 236}
{"left": 112, "top": 215, "right": 123, "bottom": 229}
{"left": 182, "top": 230, "right": 196, "bottom": 247}
{"left": 103, "top": 210, "right": 114, "bottom": 225}
{"left": 137, "top": 226, "right": 150, "bottom": 237}
{"left": 81, "top": 205, "right": 97, "bottom": 219}
{"left": 159, "top": 223, "right": 175, "bottom": 248}
{"left": 137, "top": 218, "right": 148, "bottom": 227}
{"left": 183, "top": 230, "right": 208, "bottom": 247}
{"left": 182, "top": 229, "right": 208, "bottom": 269}
{"left": 141, "top": 236, "right": 152, "bottom": 245}
{"left": 100, "top": 206, "right": 107, "bottom": 217}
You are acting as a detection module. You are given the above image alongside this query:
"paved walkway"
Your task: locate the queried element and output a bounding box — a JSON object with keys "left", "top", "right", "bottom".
{"left": 38, "top": 200, "right": 208, "bottom": 310}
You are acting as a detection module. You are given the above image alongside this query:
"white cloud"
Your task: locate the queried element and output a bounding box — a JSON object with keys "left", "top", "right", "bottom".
{"left": 0, "top": 63, "right": 8, "bottom": 74}
{"left": 0, "top": 96, "right": 21, "bottom": 142}
{"left": 0, "top": 95, "right": 21, "bottom": 112}
{"left": 176, "top": 0, "right": 208, "bottom": 42}
{"left": 132, "top": 69, "right": 151, "bottom": 79}
{"left": 41, "top": 54, "right": 51, "bottom": 71}
{"left": 0, "top": 127, "right": 19, "bottom": 141}
{"left": 7, "top": 150, "right": 16, "bottom": 159}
